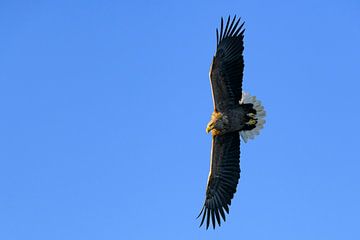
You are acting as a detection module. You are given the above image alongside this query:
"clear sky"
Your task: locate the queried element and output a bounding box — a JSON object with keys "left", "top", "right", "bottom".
{"left": 1, "top": 0, "right": 360, "bottom": 239}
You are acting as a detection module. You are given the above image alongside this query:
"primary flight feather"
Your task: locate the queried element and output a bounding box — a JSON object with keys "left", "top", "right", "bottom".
{"left": 198, "top": 15, "right": 266, "bottom": 229}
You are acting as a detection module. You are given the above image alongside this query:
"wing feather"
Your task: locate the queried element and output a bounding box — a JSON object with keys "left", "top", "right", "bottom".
{"left": 198, "top": 132, "right": 241, "bottom": 229}
{"left": 223, "top": 16, "right": 231, "bottom": 38}
{"left": 209, "top": 16, "right": 245, "bottom": 112}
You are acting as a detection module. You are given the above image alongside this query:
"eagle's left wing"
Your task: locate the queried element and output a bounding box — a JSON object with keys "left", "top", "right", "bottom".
{"left": 209, "top": 16, "right": 245, "bottom": 112}
{"left": 198, "top": 132, "right": 240, "bottom": 229}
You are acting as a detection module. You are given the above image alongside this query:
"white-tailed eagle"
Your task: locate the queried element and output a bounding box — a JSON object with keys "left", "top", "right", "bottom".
{"left": 198, "top": 15, "right": 266, "bottom": 229}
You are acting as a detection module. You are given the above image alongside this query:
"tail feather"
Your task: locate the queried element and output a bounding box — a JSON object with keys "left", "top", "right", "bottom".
{"left": 240, "top": 92, "right": 266, "bottom": 143}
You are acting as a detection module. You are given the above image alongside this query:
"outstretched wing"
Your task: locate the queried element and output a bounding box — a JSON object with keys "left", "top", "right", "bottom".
{"left": 198, "top": 132, "right": 240, "bottom": 229}
{"left": 210, "top": 16, "right": 245, "bottom": 112}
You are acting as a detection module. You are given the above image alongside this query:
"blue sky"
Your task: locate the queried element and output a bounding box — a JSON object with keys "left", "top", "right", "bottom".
{"left": 1, "top": 0, "right": 360, "bottom": 239}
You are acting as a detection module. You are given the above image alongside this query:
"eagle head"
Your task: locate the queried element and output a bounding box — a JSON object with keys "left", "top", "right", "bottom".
{"left": 206, "top": 111, "right": 228, "bottom": 135}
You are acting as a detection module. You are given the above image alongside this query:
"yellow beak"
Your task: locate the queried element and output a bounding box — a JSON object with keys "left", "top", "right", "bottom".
{"left": 206, "top": 123, "right": 214, "bottom": 133}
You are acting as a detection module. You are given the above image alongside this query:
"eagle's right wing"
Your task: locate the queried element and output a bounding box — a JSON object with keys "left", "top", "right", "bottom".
{"left": 198, "top": 132, "right": 240, "bottom": 229}
{"left": 210, "top": 16, "right": 245, "bottom": 112}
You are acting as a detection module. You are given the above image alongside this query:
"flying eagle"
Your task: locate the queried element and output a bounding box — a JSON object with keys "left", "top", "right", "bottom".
{"left": 198, "top": 16, "right": 266, "bottom": 229}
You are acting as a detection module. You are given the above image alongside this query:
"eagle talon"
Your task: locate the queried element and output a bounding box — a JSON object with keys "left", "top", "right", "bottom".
{"left": 247, "top": 119, "right": 257, "bottom": 125}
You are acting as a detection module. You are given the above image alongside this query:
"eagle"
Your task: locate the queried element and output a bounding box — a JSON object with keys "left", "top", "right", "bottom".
{"left": 198, "top": 16, "right": 266, "bottom": 229}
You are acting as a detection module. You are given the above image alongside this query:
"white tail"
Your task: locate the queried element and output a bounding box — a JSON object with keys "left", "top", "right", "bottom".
{"left": 239, "top": 92, "right": 266, "bottom": 143}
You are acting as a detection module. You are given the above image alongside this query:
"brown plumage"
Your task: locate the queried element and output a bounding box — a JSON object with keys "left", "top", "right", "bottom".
{"left": 198, "top": 15, "right": 263, "bottom": 229}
